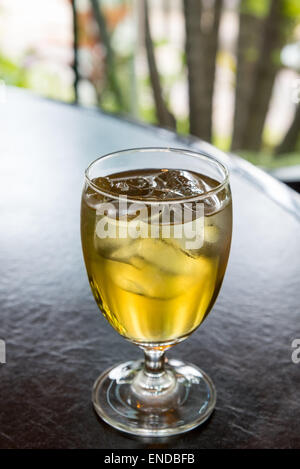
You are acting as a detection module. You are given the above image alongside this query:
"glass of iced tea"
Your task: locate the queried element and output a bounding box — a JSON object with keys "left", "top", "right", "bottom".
{"left": 81, "top": 148, "right": 232, "bottom": 436}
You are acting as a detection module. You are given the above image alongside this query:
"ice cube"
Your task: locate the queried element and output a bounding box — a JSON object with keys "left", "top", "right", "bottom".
{"left": 152, "top": 169, "right": 206, "bottom": 199}
{"left": 106, "top": 252, "right": 218, "bottom": 300}
{"left": 162, "top": 216, "right": 204, "bottom": 252}
{"left": 204, "top": 216, "right": 220, "bottom": 244}
{"left": 105, "top": 257, "right": 209, "bottom": 300}
{"left": 108, "top": 174, "right": 156, "bottom": 198}
{"left": 94, "top": 208, "right": 164, "bottom": 258}
{"left": 204, "top": 225, "right": 220, "bottom": 244}
{"left": 127, "top": 238, "right": 202, "bottom": 277}
{"left": 94, "top": 216, "right": 133, "bottom": 256}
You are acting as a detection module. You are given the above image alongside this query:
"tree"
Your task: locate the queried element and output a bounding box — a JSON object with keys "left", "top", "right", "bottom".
{"left": 71, "top": 0, "right": 79, "bottom": 103}
{"left": 90, "top": 0, "right": 125, "bottom": 109}
{"left": 231, "top": 1, "right": 266, "bottom": 151}
{"left": 232, "top": 0, "right": 300, "bottom": 153}
{"left": 203, "top": 0, "right": 223, "bottom": 142}
{"left": 242, "top": 0, "right": 287, "bottom": 151}
{"left": 183, "top": 0, "right": 222, "bottom": 141}
{"left": 143, "top": 0, "right": 176, "bottom": 129}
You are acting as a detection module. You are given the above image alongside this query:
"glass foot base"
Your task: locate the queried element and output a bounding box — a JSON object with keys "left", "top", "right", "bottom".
{"left": 92, "top": 358, "right": 216, "bottom": 437}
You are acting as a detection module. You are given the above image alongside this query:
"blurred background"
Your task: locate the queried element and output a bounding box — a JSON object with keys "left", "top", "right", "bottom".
{"left": 0, "top": 0, "right": 300, "bottom": 174}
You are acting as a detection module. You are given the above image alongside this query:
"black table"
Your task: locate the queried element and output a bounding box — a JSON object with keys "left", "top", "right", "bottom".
{"left": 1, "top": 88, "right": 300, "bottom": 449}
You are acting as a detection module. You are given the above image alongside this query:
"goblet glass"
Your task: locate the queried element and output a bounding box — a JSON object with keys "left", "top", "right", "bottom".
{"left": 81, "top": 147, "right": 232, "bottom": 436}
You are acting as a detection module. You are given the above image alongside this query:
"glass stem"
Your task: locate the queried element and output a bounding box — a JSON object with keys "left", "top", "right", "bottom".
{"left": 143, "top": 348, "right": 165, "bottom": 376}
{"left": 131, "top": 347, "right": 176, "bottom": 398}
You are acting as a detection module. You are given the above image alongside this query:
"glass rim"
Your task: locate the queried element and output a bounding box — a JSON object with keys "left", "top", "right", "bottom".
{"left": 84, "top": 147, "right": 230, "bottom": 204}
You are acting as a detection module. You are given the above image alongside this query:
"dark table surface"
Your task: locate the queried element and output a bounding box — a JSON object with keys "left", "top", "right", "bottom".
{"left": 1, "top": 88, "right": 300, "bottom": 449}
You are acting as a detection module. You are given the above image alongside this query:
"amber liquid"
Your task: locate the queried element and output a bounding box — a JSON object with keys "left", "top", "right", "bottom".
{"left": 81, "top": 168, "right": 232, "bottom": 345}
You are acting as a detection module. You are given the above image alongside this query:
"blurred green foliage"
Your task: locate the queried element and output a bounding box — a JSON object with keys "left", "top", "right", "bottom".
{"left": 241, "top": 0, "right": 271, "bottom": 18}
{"left": 239, "top": 151, "right": 300, "bottom": 168}
{"left": 0, "top": 54, "right": 28, "bottom": 87}
{"left": 282, "top": 0, "right": 300, "bottom": 17}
